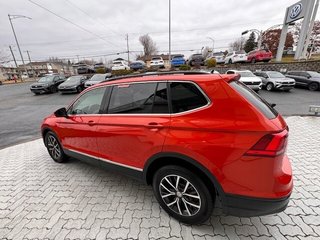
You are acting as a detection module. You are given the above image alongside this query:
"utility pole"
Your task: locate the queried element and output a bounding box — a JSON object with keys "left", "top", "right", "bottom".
{"left": 9, "top": 45, "right": 20, "bottom": 81}
{"left": 125, "top": 34, "right": 130, "bottom": 63}
{"left": 26, "top": 50, "right": 34, "bottom": 77}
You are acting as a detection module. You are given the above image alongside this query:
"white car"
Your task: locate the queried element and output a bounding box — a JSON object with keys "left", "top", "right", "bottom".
{"left": 225, "top": 51, "right": 248, "bottom": 64}
{"left": 206, "top": 52, "right": 225, "bottom": 64}
{"left": 150, "top": 57, "right": 165, "bottom": 68}
{"left": 226, "top": 70, "right": 262, "bottom": 92}
{"left": 111, "top": 61, "right": 130, "bottom": 71}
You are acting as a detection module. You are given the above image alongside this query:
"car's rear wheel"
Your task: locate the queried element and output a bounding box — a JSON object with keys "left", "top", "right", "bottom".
{"left": 45, "top": 131, "right": 68, "bottom": 163}
{"left": 228, "top": 59, "right": 233, "bottom": 64}
{"left": 266, "top": 83, "right": 274, "bottom": 91}
{"left": 152, "top": 165, "right": 214, "bottom": 224}
{"left": 251, "top": 58, "right": 256, "bottom": 63}
{"left": 308, "top": 82, "right": 319, "bottom": 91}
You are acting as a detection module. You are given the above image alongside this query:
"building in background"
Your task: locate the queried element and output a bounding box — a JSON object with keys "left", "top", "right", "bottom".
{"left": 19, "top": 61, "right": 74, "bottom": 77}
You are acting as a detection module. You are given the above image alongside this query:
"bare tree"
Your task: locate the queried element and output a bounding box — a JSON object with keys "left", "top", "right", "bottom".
{"left": 0, "top": 49, "right": 10, "bottom": 65}
{"left": 139, "top": 34, "right": 158, "bottom": 57}
{"left": 229, "top": 38, "right": 245, "bottom": 52}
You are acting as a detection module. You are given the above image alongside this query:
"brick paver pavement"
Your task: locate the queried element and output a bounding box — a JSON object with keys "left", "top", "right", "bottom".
{"left": 0, "top": 116, "right": 319, "bottom": 240}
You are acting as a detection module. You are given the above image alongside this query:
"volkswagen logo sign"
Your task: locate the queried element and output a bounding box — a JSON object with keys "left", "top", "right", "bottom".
{"left": 290, "top": 3, "right": 302, "bottom": 19}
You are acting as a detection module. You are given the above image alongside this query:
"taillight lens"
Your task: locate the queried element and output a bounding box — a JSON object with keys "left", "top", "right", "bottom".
{"left": 245, "top": 130, "right": 288, "bottom": 157}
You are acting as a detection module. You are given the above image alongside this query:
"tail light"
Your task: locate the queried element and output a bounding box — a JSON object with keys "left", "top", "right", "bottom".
{"left": 245, "top": 130, "right": 288, "bottom": 157}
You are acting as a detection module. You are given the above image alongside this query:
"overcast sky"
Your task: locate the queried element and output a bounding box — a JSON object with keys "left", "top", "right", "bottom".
{"left": 0, "top": 0, "right": 319, "bottom": 65}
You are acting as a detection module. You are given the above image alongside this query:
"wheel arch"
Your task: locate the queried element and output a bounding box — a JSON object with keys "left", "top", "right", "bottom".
{"left": 143, "top": 152, "right": 225, "bottom": 201}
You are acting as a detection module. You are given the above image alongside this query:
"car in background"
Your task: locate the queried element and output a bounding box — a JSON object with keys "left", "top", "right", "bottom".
{"left": 42, "top": 71, "right": 292, "bottom": 224}
{"left": 188, "top": 54, "right": 205, "bottom": 66}
{"left": 150, "top": 57, "right": 165, "bottom": 68}
{"left": 285, "top": 71, "right": 320, "bottom": 91}
{"left": 206, "top": 52, "right": 225, "bottom": 64}
{"left": 226, "top": 70, "right": 262, "bottom": 91}
{"left": 84, "top": 73, "right": 112, "bottom": 88}
{"left": 94, "top": 63, "right": 106, "bottom": 73}
{"left": 130, "top": 60, "right": 146, "bottom": 70}
{"left": 247, "top": 49, "right": 273, "bottom": 63}
{"left": 111, "top": 61, "right": 130, "bottom": 71}
{"left": 254, "top": 71, "right": 295, "bottom": 91}
{"left": 77, "top": 64, "right": 95, "bottom": 74}
{"left": 225, "top": 51, "right": 248, "bottom": 64}
{"left": 58, "top": 75, "right": 88, "bottom": 93}
{"left": 30, "top": 75, "right": 65, "bottom": 95}
{"left": 171, "top": 55, "right": 186, "bottom": 67}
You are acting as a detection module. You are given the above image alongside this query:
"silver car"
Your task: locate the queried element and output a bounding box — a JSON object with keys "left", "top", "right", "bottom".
{"left": 254, "top": 71, "right": 295, "bottom": 91}
{"left": 84, "top": 73, "right": 112, "bottom": 88}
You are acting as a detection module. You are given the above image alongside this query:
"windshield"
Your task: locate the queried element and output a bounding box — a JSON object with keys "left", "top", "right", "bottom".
{"left": 66, "top": 76, "right": 82, "bottom": 83}
{"left": 267, "top": 72, "right": 285, "bottom": 78}
{"left": 239, "top": 72, "right": 255, "bottom": 77}
{"left": 89, "top": 74, "right": 106, "bottom": 82}
{"left": 38, "top": 76, "right": 55, "bottom": 82}
{"left": 308, "top": 71, "right": 320, "bottom": 77}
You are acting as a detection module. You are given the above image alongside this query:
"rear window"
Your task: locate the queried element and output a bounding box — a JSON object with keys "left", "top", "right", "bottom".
{"left": 230, "top": 81, "right": 278, "bottom": 119}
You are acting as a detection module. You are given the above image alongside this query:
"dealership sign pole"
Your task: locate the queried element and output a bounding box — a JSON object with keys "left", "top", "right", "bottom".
{"left": 276, "top": 0, "right": 317, "bottom": 61}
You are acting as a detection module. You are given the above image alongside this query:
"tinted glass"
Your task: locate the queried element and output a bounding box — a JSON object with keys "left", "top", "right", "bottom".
{"left": 153, "top": 83, "right": 169, "bottom": 114}
{"left": 230, "top": 81, "right": 278, "bottom": 119}
{"left": 170, "top": 82, "right": 208, "bottom": 114}
{"left": 267, "top": 72, "right": 285, "bottom": 78}
{"left": 109, "top": 82, "right": 160, "bottom": 114}
{"left": 69, "top": 87, "right": 105, "bottom": 115}
{"left": 308, "top": 71, "right": 320, "bottom": 77}
{"left": 239, "top": 71, "right": 255, "bottom": 77}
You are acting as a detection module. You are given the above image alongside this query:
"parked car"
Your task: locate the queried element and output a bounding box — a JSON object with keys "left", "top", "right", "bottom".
{"left": 77, "top": 64, "right": 95, "bottom": 74}
{"left": 206, "top": 52, "right": 225, "bottom": 64}
{"left": 226, "top": 70, "right": 262, "bottom": 91}
{"left": 84, "top": 73, "right": 112, "bottom": 88}
{"left": 58, "top": 75, "right": 88, "bottom": 93}
{"left": 130, "top": 60, "right": 146, "bottom": 70}
{"left": 94, "top": 63, "right": 106, "bottom": 73}
{"left": 30, "top": 75, "right": 65, "bottom": 95}
{"left": 247, "top": 49, "right": 273, "bottom": 63}
{"left": 254, "top": 71, "right": 295, "bottom": 91}
{"left": 171, "top": 55, "right": 186, "bottom": 67}
{"left": 150, "top": 57, "right": 165, "bottom": 68}
{"left": 285, "top": 71, "right": 320, "bottom": 91}
{"left": 188, "top": 54, "right": 205, "bottom": 66}
{"left": 112, "top": 61, "right": 130, "bottom": 71}
{"left": 225, "top": 51, "right": 248, "bottom": 64}
{"left": 41, "top": 71, "right": 292, "bottom": 224}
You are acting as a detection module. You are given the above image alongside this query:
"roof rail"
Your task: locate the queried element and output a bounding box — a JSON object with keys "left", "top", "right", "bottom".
{"left": 102, "top": 71, "right": 211, "bottom": 82}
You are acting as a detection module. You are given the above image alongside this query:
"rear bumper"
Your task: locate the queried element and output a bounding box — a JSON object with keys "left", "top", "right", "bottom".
{"left": 223, "top": 194, "right": 290, "bottom": 217}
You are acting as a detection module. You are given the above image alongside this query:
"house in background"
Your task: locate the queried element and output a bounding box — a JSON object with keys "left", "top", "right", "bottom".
{"left": 19, "top": 61, "right": 74, "bottom": 77}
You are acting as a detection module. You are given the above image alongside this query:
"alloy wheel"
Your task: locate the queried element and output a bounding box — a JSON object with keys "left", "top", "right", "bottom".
{"left": 159, "top": 174, "right": 201, "bottom": 216}
{"left": 47, "top": 135, "right": 61, "bottom": 160}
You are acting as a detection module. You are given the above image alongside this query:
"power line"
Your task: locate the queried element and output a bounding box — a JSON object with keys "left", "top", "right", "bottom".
{"left": 28, "top": 0, "right": 121, "bottom": 49}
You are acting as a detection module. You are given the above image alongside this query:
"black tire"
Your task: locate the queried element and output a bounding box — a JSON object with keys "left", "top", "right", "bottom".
{"left": 308, "top": 82, "right": 319, "bottom": 91}
{"left": 228, "top": 59, "right": 233, "bottom": 64}
{"left": 266, "top": 83, "right": 274, "bottom": 91}
{"left": 251, "top": 58, "right": 256, "bottom": 64}
{"left": 76, "top": 86, "right": 82, "bottom": 93}
{"left": 44, "top": 131, "right": 68, "bottom": 163}
{"left": 50, "top": 85, "right": 57, "bottom": 93}
{"left": 152, "top": 165, "right": 214, "bottom": 224}
{"left": 34, "top": 92, "right": 40, "bottom": 95}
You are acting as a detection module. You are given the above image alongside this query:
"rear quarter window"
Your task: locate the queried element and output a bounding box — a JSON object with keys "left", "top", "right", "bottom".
{"left": 230, "top": 81, "right": 278, "bottom": 119}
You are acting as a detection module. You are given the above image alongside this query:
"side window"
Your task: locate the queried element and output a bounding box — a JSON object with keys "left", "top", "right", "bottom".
{"left": 227, "top": 71, "right": 235, "bottom": 74}
{"left": 53, "top": 76, "right": 59, "bottom": 82}
{"left": 262, "top": 73, "right": 268, "bottom": 78}
{"left": 170, "top": 82, "right": 208, "bottom": 114}
{"left": 153, "top": 83, "right": 169, "bottom": 114}
{"left": 108, "top": 82, "right": 165, "bottom": 114}
{"left": 68, "top": 87, "right": 106, "bottom": 115}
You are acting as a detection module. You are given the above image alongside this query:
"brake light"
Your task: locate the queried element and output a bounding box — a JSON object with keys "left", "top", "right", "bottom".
{"left": 245, "top": 130, "right": 288, "bottom": 157}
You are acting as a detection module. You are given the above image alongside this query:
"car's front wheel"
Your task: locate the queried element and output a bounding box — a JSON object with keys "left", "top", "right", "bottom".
{"left": 152, "top": 165, "right": 214, "bottom": 224}
{"left": 308, "top": 82, "right": 319, "bottom": 91}
{"left": 45, "top": 131, "right": 68, "bottom": 163}
{"left": 266, "top": 83, "right": 274, "bottom": 91}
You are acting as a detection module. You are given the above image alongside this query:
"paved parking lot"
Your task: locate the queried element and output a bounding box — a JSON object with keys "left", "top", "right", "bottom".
{"left": 0, "top": 116, "right": 319, "bottom": 239}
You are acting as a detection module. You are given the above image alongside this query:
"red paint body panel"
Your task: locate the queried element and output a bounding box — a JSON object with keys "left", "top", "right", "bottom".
{"left": 247, "top": 50, "right": 273, "bottom": 62}
{"left": 41, "top": 73, "right": 293, "bottom": 205}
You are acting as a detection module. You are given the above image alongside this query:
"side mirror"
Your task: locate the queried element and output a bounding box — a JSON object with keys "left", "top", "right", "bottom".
{"left": 54, "top": 107, "right": 68, "bottom": 118}
{"left": 270, "top": 103, "right": 276, "bottom": 108}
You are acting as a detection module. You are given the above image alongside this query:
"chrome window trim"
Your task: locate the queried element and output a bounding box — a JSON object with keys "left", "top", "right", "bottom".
{"left": 66, "top": 148, "right": 143, "bottom": 172}
{"left": 66, "top": 80, "right": 212, "bottom": 117}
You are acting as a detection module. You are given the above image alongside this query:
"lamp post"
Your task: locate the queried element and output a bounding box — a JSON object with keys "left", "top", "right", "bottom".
{"left": 8, "top": 14, "right": 32, "bottom": 77}
{"left": 207, "top": 37, "right": 215, "bottom": 53}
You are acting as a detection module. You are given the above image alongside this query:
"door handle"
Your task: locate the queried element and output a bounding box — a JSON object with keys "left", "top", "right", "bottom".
{"left": 88, "top": 120, "right": 95, "bottom": 126}
{"left": 146, "top": 122, "right": 164, "bottom": 128}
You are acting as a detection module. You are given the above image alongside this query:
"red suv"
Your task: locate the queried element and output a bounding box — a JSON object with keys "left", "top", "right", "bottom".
{"left": 41, "top": 72, "right": 293, "bottom": 224}
{"left": 247, "top": 49, "right": 273, "bottom": 63}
